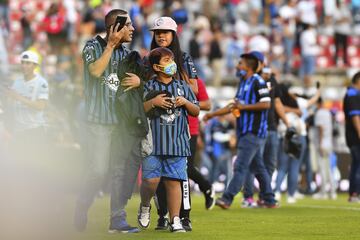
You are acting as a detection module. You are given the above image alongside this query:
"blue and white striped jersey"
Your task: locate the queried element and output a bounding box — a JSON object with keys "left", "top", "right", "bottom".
{"left": 144, "top": 78, "right": 198, "bottom": 156}
{"left": 235, "top": 73, "right": 270, "bottom": 138}
{"left": 82, "top": 35, "right": 130, "bottom": 124}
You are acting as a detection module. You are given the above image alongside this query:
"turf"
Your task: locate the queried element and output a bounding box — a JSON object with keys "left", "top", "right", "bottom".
{"left": 72, "top": 193, "right": 360, "bottom": 240}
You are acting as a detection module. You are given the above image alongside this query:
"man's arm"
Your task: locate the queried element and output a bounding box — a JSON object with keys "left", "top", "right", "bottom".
{"left": 88, "top": 45, "right": 115, "bottom": 78}
{"left": 236, "top": 101, "right": 270, "bottom": 111}
{"left": 306, "top": 90, "right": 321, "bottom": 108}
{"left": 203, "top": 105, "right": 232, "bottom": 122}
{"left": 284, "top": 105, "right": 302, "bottom": 116}
{"left": 87, "top": 25, "right": 126, "bottom": 78}
{"left": 352, "top": 115, "right": 360, "bottom": 139}
{"left": 275, "top": 97, "right": 289, "bottom": 127}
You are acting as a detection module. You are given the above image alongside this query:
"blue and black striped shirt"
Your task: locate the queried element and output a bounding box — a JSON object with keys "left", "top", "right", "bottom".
{"left": 82, "top": 36, "right": 130, "bottom": 124}
{"left": 182, "top": 52, "right": 197, "bottom": 79}
{"left": 235, "top": 74, "right": 270, "bottom": 138}
{"left": 144, "top": 78, "right": 198, "bottom": 156}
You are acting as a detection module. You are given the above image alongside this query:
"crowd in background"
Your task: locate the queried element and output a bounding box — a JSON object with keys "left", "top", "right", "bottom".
{"left": 1, "top": 0, "right": 360, "bottom": 204}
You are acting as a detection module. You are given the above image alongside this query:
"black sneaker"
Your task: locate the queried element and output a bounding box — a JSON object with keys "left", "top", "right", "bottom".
{"left": 204, "top": 186, "right": 215, "bottom": 210}
{"left": 181, "top": 217, "right": 192, "bottom": 232}
{"left": 108, "top": 217, "right": 140, "bottom": 233}
{"left": 155, "top": 216, "right": 169, "bottom": 230}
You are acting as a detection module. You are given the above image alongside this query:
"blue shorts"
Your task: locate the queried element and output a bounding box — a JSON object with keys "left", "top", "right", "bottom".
{"left": 142, "top": 156, "right": 188, "bottom": 181}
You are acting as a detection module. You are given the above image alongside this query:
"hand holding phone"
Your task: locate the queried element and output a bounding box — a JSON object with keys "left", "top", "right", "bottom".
{"left": 107, "top": 16, "right": 128, "bottom": 48}
{"left": 115, "top": 16, "right": 127, "bottom": 32}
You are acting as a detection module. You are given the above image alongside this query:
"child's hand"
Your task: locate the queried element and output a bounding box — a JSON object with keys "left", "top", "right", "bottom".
{"left": 152, "top": 94, "right": 173, "bottom": 109}
{"left": 175, "top": 96, "right": 188, "bottom": 107}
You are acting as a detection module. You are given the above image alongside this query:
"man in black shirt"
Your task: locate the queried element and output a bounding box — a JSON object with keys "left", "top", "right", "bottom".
{"left": 343, "top": 71, "right": 360, "bottom": 202}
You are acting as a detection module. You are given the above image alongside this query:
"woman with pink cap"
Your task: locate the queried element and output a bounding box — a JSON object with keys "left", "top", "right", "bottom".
{"left": 146, "top": 16, "right": 214, "bottom": 232}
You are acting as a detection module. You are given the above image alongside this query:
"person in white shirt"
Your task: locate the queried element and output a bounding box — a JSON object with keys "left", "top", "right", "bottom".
{"left": 299, "top": 23, "right": 319, "bottom": 86}
{"left": 313, "top": 97, "right": 337, "bottom": 199}
{"left": 297, "top": 0, "right": 318, "bottom": 26}
{"left": 275, "top": 83, "right": 320, "bottom": 203}
{"left": 333, "top": 1, "right": 352, "bottom": 65}
{"left": 248, "top": 32, "right": 270, "bottom": 55}
{"left": 5, "top": 50, "right": 49, "bottom": 154}
{"left": 279, "top": 0, "right": 297, "bottom": 73}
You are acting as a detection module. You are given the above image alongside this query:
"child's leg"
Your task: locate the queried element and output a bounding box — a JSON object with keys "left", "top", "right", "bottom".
{"left": 161, "top": 156, "right": 187, "bottom": 222}
{"left": 140, "top": 156, "right": 163, "bottom": 207}
{"left": 164, "top": 179, "right": 181, "bottom": 220}
{"left": 140, "top": 177, "right": 161, "bottom": 206}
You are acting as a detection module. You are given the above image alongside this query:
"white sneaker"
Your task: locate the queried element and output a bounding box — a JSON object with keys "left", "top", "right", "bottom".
{"left": 170, "top": 216, "right": 186, "bottom": 233}
{"left": 330, "top": 193, "right": 337, "bottom": 200}
{"left": 287, "top": 196, "right": 297, "bottom": 204}
{"left": 274, "top": 191, "right": 281, "bottom": 201}
{"left": 137, "top": 204, "right": 151, "bottom": 229}
{"left": 294, "top": 191, "right": 304, "bottom": 200}
{"left": 348, "top": 194, "right": 360, "bottom": 203}
{"left": 312, "top": 193, "right": 328, "bottom": 200}
{"left": 241, "top": 197, "right": 257, "bottom": 208}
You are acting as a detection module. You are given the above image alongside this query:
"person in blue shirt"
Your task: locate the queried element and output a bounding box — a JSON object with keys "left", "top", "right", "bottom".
{"left": 137, "top": 47, "right": 199, "bottom": 232}
{"left": 203, "top": 53, "right": 277, "bottom": 209}
{"left": 343, "top": 71, "right": 360, "bottom": 202}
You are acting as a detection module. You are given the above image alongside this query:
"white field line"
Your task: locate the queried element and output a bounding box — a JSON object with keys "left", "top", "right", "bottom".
{"left": 289, "top": 204, "right": 360, "bottom": 211}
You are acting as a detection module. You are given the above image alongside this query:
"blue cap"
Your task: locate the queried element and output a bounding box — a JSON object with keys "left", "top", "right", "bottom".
{"left": 249, "top": 51, "right": 264, "bottom": 63}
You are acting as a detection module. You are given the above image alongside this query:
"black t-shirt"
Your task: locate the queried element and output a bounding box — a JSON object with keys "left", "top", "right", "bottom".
{"left": 343, "top": 87, "right": 360, "bottom": 147}
{"left": 208, "top": 40, "right": 222, "bottom": 62}
{"left": 267, "top": 75, "right": 282, "bottom": 131}
{"left": 189, "top": 38, "right": 200, "bottom": 60}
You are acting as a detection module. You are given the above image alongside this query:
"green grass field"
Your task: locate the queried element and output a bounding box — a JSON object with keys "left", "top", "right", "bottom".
{"left": 73, "top": 193, "right": 360, "bottom": 240}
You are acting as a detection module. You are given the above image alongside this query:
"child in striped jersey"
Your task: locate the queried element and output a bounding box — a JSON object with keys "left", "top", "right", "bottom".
{"left": 137, "top": 47, "right": 199, "bottom": 233}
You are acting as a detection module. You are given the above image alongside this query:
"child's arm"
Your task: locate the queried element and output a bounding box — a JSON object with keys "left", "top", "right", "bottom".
{"left": 175, "top": 96, "right": 199, "bottom": 117}
{"left": 144, "top": 94, "right": 172, "bottom": 112}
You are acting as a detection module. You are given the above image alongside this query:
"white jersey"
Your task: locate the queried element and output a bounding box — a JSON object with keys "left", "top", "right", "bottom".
{"left": 314, "top": 108, "right": 333, "bottom": 151}
{"left": 11, "top": 74, "right": 49, "bottom": 132}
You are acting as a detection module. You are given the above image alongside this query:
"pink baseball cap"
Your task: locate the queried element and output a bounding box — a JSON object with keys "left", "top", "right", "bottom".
{"left": 149, "top": 17, "right": 177, "bottom": 32}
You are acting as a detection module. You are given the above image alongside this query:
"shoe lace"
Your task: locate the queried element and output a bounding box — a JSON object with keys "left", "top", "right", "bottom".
{"left": 140, "top": 207, "right": 150, "bottom": 219}
{"left": 172, "top": 217, "right": 183, "bottom": 229}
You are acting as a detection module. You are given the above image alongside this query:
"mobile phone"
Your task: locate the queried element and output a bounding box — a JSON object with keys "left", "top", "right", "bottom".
{"left": 115, "top": 16, "right": 127, "bottom": 32}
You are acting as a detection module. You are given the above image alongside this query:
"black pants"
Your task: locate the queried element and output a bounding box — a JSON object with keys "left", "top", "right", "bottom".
{"left": 334, "top": 32, "right": 348, "bottom": 65}
{"left": 155, "top": 135, "right": 212, "bottom": 219}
